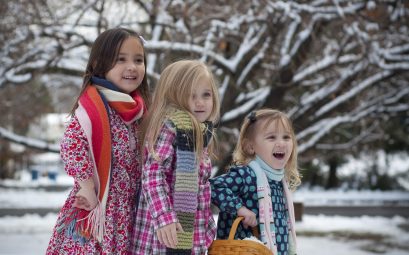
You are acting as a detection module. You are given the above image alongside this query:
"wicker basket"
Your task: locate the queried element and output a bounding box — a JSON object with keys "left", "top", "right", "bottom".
{"left": 208, "top": 216, "right": 272, "bottom": 255}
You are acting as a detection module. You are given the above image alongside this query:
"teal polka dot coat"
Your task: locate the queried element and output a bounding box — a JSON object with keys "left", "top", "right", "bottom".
{"left": 210, "top": 165, "right": 291, "bottom": 254}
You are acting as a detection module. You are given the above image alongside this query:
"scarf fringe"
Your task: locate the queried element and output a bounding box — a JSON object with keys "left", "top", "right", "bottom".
{"left": 64, "top": 78, "right": 144, "bottom": 244}
{"left": 84, "top": 202, "right": 105, "bottom": 242}
{"left": 56, "top": 202, "right": 105, "bottom": 244}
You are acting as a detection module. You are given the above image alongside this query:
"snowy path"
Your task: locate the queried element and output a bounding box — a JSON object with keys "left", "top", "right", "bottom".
{"left": 0, "top": 213, "right": 408, "bottom": 255}
{"left": 1, "top": 179, "right": 409, "bottom": 254}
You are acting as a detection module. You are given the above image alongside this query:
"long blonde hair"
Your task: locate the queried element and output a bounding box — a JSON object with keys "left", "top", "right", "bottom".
{"left": 233, "top": 109, "right": 301, "bottom": 190}
{"left": 140, "top": 60, "right": 220, "bottom": 159}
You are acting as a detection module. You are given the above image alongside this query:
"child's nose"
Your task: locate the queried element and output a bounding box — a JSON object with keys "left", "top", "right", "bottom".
{"left": 127, "top": 63, "right": 137, "bottom": 70}
{"left": 275, "top": 140, "right": 285, "bottom": 147}
{"left": 195, "top": 98, "right": 204, "bottom": 106}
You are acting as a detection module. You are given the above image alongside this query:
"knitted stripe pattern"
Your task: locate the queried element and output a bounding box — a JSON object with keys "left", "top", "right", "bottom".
{"left": 166, "top": 110, "right": 212, "bottom": 254}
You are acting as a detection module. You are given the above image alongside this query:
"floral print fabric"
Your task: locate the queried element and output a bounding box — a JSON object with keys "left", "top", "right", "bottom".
{"left": 46, "top": 110, "right": 141, "bottom": 255}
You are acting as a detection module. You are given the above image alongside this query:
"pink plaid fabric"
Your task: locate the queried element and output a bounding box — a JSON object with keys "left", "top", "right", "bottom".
{"left": 130, "top": 121, "right": 216, "bottom": 255}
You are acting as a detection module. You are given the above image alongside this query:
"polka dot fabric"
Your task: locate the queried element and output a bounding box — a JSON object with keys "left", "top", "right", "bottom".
{"left": 210, "top": 165, "right": 290, "bottom": 254}
{"left": 270, "top": 179, "right": 289, "bottom": 254}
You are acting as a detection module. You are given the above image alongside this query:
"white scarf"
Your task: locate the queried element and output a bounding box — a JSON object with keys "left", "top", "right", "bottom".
{"left": 248, "top": 156, "right": 297, "bottom": 254}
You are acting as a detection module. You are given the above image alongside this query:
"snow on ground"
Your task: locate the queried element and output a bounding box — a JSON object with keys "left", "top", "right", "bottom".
{"left": 1, "top": 174, "right": 409, "bottom": 254}
{"left": 293, "top": 187, "right": 409, "bottom": 206}
{"left": 0, "top": 213, "right": 408, "bottom": 255}
{"left": 0, "top": 188, "right": 69, "bottom": 209}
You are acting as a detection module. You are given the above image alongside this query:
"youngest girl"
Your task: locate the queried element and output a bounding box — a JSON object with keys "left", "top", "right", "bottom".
{"left": 211, "top": 109, "right": 301, "bottom": 255}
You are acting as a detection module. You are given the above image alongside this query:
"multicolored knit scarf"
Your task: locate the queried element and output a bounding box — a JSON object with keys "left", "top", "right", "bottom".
{"left": 166, "top": 110, "right": 213, "bottom": 254}
{"left": 56, "top": 76, "right": 145, "bottom": 244}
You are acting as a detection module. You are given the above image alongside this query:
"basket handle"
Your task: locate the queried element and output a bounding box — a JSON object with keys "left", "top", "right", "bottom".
{"left": 228, "top": 216, "right": 260, "bottom": 240}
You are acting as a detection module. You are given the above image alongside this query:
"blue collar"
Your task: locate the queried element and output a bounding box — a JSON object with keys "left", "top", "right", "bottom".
{"left": 91, "top": 76, "right": 121, "bottom": 92}
{"left": 252, "top": 155, "right": 284, "bottom": 182}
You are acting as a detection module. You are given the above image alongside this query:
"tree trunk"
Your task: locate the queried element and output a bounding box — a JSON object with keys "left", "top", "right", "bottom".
{"left": 326, "top": 157, "right": 339, "bottom": 189}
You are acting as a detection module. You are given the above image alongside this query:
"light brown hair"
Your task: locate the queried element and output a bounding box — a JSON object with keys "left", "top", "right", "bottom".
{"left": 233, "top": 109, "right": 301, "bottom": 190}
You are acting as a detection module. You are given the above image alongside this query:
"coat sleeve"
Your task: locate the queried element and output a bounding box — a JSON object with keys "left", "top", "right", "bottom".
{"left": 142, "top": 121, "right": 178, "bottom": 230}
{"left": 210, "top": 166, "right": 255, "bottom": 214}
{"left": 60, "top": 116, "right": 95, "bottom": 181}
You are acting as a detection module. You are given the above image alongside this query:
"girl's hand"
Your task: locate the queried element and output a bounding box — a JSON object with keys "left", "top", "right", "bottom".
{"left": 74, "top": 179, "right": 98, "bottom": 211}
{"left": 237, "top": 206, "right": 257, "bottom": 228}
{"left": 157, "top": 222, "right": 184, "bottom": 248}
{"left": 73, "top": 195, "right": 93, "bottom": 211}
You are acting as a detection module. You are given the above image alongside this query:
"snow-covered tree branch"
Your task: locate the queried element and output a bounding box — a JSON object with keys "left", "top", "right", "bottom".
{"left": 1, "top": 0, "right": 408, "bottom": 176}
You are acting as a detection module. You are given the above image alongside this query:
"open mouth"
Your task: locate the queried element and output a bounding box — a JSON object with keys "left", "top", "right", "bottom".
{"left": 273, "top": 152, "right": 285, "bottom": 159}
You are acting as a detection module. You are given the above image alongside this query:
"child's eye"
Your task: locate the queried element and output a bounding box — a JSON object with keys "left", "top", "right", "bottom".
{"left": 134, "top": 57, "right": 144, "bottom": 64}
{"left": 116, "top": 57, "right": 126, "bottom": 62}
{"left": 267, "top": 136, "right": 276, "bottom": 140}
{"left": 203, "top": 92, "right": 212, "bottom": 98}
{"left": 284, "top": 135, "right": 291, "bottom": 140}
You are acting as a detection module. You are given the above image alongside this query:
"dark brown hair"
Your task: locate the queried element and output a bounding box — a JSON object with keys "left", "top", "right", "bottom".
{"left": 70, "top": 27, "right": 150, "bottom": 114}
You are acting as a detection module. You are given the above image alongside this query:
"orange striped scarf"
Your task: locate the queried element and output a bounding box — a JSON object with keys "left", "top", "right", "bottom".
{"left": 57, "top": 77, "right": 145, "bottom": 243}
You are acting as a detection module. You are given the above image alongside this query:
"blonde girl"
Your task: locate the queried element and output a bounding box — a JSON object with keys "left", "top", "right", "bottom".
{"left": 211, "top": 109, "right": 301, "bottom": 255}
{"left": 131, "top": 60, "right": 220, "bottom": 254}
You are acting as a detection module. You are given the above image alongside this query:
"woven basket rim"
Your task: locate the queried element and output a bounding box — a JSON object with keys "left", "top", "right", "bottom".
{"left": 208, "top": 217, "right": 272, "bottom": 255}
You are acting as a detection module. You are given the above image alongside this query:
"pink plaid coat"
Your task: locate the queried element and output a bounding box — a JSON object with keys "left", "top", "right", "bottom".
{"left": 130, "top": 121, "right": 216, "bottom": 255}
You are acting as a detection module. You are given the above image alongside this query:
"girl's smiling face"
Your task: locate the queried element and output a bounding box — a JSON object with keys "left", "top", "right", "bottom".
{"left": 105, "top": 37, "right": 145, "bottom": 94}
{"left": 247, "top": 119, "right": 293, "bottom": 170}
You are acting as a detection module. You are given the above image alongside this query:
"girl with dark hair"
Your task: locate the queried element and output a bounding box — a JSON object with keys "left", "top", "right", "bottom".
{"left": 46, "top": 27, "right": 150, "bottom": 254}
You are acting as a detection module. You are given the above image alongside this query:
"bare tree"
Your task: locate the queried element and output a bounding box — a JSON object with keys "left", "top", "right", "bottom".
{"left": 1, "top": 0, "right": 408, "bottom": 183}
